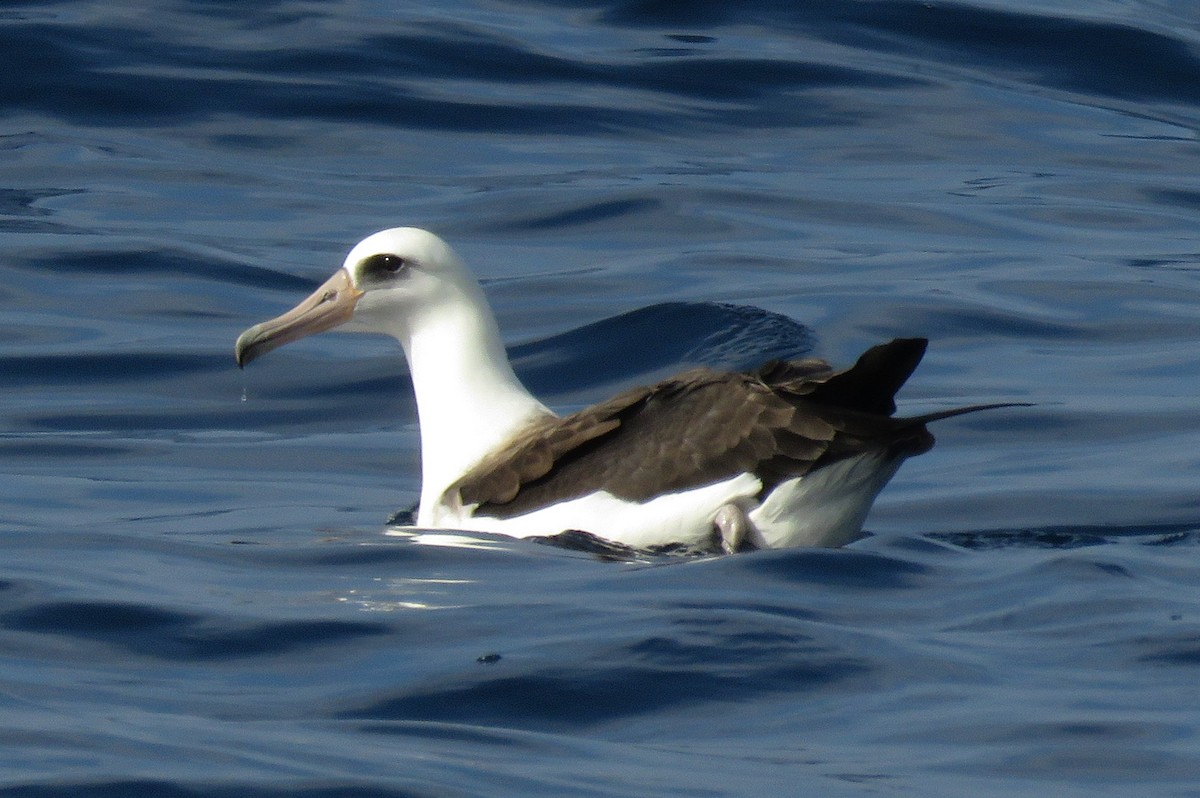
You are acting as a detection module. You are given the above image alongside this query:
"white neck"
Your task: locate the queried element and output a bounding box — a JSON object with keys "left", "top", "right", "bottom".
{"left": 397, "top": 285, "right": 552, "bottom": 525}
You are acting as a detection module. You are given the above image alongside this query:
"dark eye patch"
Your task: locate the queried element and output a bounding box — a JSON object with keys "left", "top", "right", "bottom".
{"left": 361, "top": 253, "right": 409, "bottom": 278}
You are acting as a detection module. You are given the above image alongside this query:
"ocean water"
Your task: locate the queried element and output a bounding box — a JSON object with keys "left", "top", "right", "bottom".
{"left": 3, "top": 0, "right": 1200, "bottom": 795}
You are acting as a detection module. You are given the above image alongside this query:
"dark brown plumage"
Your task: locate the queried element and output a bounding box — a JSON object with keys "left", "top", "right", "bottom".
{"left": 447, "top": 337, "right": 966, "bottom": 519}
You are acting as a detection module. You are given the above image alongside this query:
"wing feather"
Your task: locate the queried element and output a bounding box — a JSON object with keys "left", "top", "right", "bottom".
{"left": 448, "top": 338, "right": 943, "bottom": 519}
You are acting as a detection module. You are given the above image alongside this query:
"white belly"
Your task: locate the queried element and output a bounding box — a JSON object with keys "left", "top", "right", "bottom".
{"left": 421, "top": 451, "right": 904, "bottom": 551}
{"left": 435, "top": 472, "right": 762, "bottom": 550}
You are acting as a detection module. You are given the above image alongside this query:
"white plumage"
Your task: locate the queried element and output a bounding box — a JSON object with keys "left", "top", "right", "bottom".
{"left": 237, "top": 228, "right": 1007, "bottom": 553}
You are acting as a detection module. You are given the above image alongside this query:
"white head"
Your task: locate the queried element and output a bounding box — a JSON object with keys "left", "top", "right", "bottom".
{"left": 235, "top": 227, "right": 549, "bottom": 519}
{"left": 235, "top": 227, "right": 487, "bottom": 367}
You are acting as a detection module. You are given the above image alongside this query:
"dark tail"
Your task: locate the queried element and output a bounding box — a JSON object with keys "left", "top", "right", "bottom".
{"left": 804, "top": 337, "right": 928, "bottom": 416}
{"left": 766, "top": 337, "right": 1030, "bottom": 423}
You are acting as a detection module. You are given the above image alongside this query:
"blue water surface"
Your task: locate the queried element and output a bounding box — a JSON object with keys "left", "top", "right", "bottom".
{"left": 3, "top": 1, "right": 1200, "bottom": 795}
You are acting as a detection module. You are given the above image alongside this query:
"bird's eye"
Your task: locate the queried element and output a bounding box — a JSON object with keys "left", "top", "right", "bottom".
{"left": 362, "top": 253, "right": 408, "bottom": 277}
{"left": 378, "top": 254, "right": 406, "bottom": 273}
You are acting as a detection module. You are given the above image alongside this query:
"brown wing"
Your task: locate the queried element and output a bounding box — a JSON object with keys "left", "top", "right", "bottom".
{"left": 450, "top": 338, "right": 936, "bottom": 519}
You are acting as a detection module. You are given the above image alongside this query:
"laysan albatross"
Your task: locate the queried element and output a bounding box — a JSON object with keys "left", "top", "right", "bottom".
{"left": 236, "top": 228, "right": 1011, "bottom": 553}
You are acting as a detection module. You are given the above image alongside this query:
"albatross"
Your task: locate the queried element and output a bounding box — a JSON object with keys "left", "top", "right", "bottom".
{"left": 236, "top": 227, "right": 1012, "bottom": 553}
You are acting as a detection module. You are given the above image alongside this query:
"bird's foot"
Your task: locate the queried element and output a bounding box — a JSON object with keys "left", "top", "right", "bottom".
{"left": 713, "top": 504, "right": 755, "bottom": 554}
